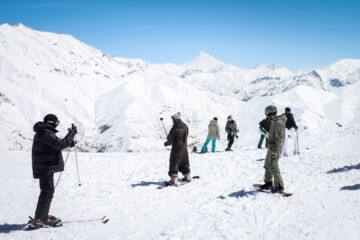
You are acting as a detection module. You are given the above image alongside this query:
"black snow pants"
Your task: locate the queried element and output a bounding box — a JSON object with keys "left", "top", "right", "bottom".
{"left": 35, "top": 174, "right": 54, "bottom": 220}
{"left": 227, "top": 134, "right": 235, "bottom": 149}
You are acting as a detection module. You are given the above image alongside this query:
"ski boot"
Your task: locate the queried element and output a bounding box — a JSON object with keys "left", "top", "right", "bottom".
{"left": 27, "top": 215, "right": 62, "bottom": 229}
{"left": 225, "top": 148, "right": 232, "bottom": 151}
{"left": 271, "top": 185, "right": 284, "bottom": 193}
{"left": 182, "top": 173, "right": 191, "bottom": 182}
{"left": 259, "top": 181, "right": 273, "bottom": 190}
{"left": 165, "top": 175, "right": 179, "bottom": 186}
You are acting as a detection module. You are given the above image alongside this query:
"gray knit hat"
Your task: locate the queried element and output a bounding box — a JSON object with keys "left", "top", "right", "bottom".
{"left": 172, "top": 112, "right": 181, "bottom": 121}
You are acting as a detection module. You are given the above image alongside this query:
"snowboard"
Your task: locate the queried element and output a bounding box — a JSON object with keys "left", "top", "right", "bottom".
{"left": 253, "top": 184, "right": 292, "bottom": 197}
{"left": 157, "top": 176, "right": 200, "bottom": 189}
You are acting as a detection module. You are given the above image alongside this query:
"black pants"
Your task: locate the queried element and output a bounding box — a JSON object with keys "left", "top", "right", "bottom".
{"left": 35, "top": 174, "right": 54, "bottom": 220}
{"left": 227, "top": 134, "right": 235, "bottom": 149}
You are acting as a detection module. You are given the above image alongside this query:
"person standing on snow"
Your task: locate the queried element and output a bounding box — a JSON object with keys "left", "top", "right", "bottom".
{"left": 258, "top": 116, "right": 272, "bottom": 149}
{"left": 258, "top": 105, "right": 287, "bottom": 193}
{"left": 29, "top": 114, "right": 77, "bottom": 228}
{"left": 164, "top": 112, "right": 191, "bottom": 186}
{"left": 282, "top": 107, "right": 299, "bottom": 156}
{"left": 200, "top": 117, "right": 220, "bottom": 153}
{"left": 225, "top": 115, "right": 238, "bottom": 151}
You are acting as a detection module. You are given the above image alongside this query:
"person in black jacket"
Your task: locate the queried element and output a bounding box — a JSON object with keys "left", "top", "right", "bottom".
{"left": 257, "top": 117, "right": 271, "bottom": 149}
{"left": 29, "top": 114, "right": 77, "bottom": 228}
{"left": 282, "top": 107, "right": 299, "bottom": 156}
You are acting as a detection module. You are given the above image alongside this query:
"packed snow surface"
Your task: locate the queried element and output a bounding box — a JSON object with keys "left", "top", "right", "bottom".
{"left": 1, "top": 127, "right": 360, "bottom": 239}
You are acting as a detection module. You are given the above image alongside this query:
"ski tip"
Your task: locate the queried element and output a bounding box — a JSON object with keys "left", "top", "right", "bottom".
{"left": 102, "top": 219, "right": 110, "bottom": 224}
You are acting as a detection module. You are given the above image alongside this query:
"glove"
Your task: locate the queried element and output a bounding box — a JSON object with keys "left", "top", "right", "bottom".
{"left": 68, "top": 124, "right": 78, "bottom": 135}
{"left": 236, "top": 135, "right": 239, "bottom": 139}
{"left": 70, "top": 141, "right": 76, "bottom": 148}
{"left": 164, "top": 142, "right": 168, "bottom": 147}
{"left": 294, "top": 127, "right": 298, "bottom": 132}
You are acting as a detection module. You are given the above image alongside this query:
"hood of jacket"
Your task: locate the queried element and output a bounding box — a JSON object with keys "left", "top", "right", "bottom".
{"left": 273, "top": 114, "right": 287, "bottom": 125}
{"left": 209, "top": 119, "right": 218, "bottom": 127}
{"left": 33, "top": 121, "right": 58, "bottom": 134}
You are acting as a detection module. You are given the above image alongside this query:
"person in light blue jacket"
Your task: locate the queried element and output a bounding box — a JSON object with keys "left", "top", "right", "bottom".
{"left": 201, "top": 117, "right": 220, "bottom": 153}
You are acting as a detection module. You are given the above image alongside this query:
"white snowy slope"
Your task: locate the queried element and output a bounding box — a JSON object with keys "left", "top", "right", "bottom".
{"left": 0, "top": 23, "right": 360, "bottom": 153}
{"left": 0, "top": 126, "right": 359, "bottom": 239}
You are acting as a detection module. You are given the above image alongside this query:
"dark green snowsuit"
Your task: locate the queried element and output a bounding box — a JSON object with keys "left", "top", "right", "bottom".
{"left": 264, "top": 115, "right": 286, "bottom": 188}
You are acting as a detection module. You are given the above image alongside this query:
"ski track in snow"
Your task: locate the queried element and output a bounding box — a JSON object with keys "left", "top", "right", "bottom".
{"left": 0, "top": 131, "right": 359, "bottom": 239}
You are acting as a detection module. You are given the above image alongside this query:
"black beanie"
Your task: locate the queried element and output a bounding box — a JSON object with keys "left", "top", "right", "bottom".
{"left": 285, "top": 107, "right": 291, "bottom": 112}
{"left": 214, "top": 117, "right": 218, "bottom": 121}
{"left": 44, "top": 114, "right": 59, "bottom": 128}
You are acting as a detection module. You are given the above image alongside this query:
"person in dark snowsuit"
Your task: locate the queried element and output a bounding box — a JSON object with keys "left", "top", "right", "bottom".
{"left": 164, "top": 112, "right": 191, "bottom": 185}
{"left": 30, "top": 114, "right": 77, "bottom": 228}
{"left": 282, "top": 107, "right": 299, "bottom": 156}
{"left": 225, "top": 115, "right": 238, "bottom": 151}
{"left": 257, "top": 117, "right": 272, "bottom": 149}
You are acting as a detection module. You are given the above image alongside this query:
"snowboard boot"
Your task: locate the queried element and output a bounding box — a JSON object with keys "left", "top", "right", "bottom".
{"left": 271, "top": 185, "right": 284, "bottom": 194}
{"left": 225, "top": 148, "right": 232, "bottom": 151}
{"left": 182, "top": 173, "right": 191, "bottom": 182}
{"left": 260, "top": 181, "right": 273, "bottom": 190}
{"left": 165, "top": 175, "right": 179, "bottom": 186}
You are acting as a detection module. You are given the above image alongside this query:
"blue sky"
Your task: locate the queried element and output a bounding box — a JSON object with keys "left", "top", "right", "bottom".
{"left": 0, "top": 0, "right": 359, "bottom": 70}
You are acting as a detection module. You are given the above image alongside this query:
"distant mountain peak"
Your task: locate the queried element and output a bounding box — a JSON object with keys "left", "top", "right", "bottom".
{"left": 182, "top": 51, "right": 225, "bottom": 69}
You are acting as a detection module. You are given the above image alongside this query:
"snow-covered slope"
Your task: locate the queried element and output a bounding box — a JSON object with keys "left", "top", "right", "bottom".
{"left": 0, "top": 23, "right": 359, "bottom": 152}
{"left": 0, "top": 127, "right": 359, "bottom": 239}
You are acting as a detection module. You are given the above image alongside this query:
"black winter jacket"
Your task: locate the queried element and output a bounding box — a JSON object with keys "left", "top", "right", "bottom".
{"left": 259, "top": 118, "right": 272, "bottom": 133}
{"left": 32, "top": 122, "right": 75, "bottom": 179}
{"left": 285, "top": 112, "right": 298, "bottom": 130}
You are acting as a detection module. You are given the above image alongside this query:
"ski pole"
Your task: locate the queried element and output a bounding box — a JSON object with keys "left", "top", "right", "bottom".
{"left": 74, "top": 142, "right": 82, "bottom": 186}
{"left": 55, "top": 147, "right": 71, "bottom": 189}
{"left": 296, "top": 130, "right": 300, "bottom": 155}
{"left": 160, "top": 117, "right": 168, "bottom": 137}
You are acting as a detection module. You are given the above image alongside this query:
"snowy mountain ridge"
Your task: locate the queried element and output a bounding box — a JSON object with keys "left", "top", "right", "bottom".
{"left": 0, "top": 23, "right": 359, "bottom": 152}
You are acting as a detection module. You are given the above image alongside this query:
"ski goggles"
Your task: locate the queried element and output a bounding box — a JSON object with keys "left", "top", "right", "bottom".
{"left": 46, "top": 120, "right": 60, "bottom": 126}
{"left": 227, "top": 118, "right": 232, "bottom": 121}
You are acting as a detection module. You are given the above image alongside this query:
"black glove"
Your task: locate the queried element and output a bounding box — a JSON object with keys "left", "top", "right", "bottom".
{"left": 68, "top": 124, "right": 78, "bottom": 135}
{"left": 164, "top": 142, "right": 168, "bottom": 147}
{"left": 236, "top": 135, "right": 239, "bottom": 139}
{"left": 70, "top": 141, "right": 76, "bottom": 148}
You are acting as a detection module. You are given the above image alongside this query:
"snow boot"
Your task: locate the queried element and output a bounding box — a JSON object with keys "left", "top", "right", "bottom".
{"left": 271, "top": 186, "right": 284, "bottom": 193}
{"left": 260, "top": 181, "right": 273, "bottom": 190}
{"left": 165, "top": 175, "right": 179, "bottom": 186}
{"left": 182, "top": 173, "right": 191, "bottom": 182}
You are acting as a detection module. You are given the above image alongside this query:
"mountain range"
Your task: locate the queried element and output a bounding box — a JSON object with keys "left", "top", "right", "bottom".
{"left": 1, "top": 23, "right": 359, "bottom": 152}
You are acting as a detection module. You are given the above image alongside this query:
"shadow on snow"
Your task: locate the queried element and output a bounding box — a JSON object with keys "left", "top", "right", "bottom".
{"left": 0, "top": 224, "right": 27, "bottom": 233}
{"left": 131, "top": 181, "right": 163, "bottom": 188}
{"left": 327, "top": 163, "right": 360, "bottom": 174}
{"left": 218, "top": 189, "right": 258, "bottom": 199}
{"left": 340, "top": 184, "right": 360, "bottom": 191}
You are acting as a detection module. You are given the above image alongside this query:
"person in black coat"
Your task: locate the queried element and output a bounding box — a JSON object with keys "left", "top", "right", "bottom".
{"left": 258, "top": 117, "right": 272, "bottom": 149}
{"left": 282, "top": 107, "right": 299, "bottom": 156}
{"left": 31, "top": 114, "right": 77, "bottom": 227}
{"left": 164, "top": 112, "right": 191, "bottom": 186}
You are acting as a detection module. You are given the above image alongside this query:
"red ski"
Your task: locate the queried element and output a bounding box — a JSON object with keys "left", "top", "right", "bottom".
{"left": 253, "top": 184, "right": 292, "bottom": 197}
